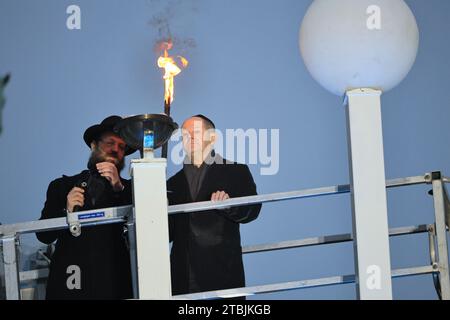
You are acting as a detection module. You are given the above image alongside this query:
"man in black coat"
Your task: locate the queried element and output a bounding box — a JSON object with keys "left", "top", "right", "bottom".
{"left": 168, "top": 115, "right": 261, "bottom": 296}
{"left": 36, "top": 115, "right": 135, "bottom": 300}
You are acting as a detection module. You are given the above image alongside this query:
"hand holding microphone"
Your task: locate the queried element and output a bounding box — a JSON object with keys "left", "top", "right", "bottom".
{"left": 67, "top": 183, "right": 86, "bottom": 213}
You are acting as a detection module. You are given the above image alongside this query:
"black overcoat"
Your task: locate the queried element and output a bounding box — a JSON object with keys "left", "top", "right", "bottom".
{"left": 36, "top": 170, "right": 133, "bottom": 300}
{"left": 167, "top": 161, "right": 261, "bottom": 295}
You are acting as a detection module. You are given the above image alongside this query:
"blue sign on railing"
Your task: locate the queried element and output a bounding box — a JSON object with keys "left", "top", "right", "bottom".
{"left": 77, "top": 212, "right": 105, "bottom": 220}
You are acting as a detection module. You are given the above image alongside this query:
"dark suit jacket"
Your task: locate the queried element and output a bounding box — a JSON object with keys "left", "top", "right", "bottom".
{"left": 36, "top": 170, "right": 133, "bottom": 300}
{"left": 167, "top": 160, "right": 261, "bottom": 295}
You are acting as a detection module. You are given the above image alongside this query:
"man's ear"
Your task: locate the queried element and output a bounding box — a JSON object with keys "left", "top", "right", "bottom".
{"left": 209, "top": 131, "right": 217, "bottom": 145}
{"left": 90, "top": 141, "right": 97, "bottom": 151}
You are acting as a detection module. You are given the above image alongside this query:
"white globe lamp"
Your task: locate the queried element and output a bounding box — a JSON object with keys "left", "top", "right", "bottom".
{"left": 300, "top": 0, "right": 419, "bottom": 96}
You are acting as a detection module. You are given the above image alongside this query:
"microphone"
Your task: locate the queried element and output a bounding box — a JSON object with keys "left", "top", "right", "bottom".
{"left": 73, "top": 181, "right": 88, "bottom": 212}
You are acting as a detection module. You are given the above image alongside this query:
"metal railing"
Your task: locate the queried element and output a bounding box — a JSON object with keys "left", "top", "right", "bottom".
{"left": 1, "top": 171, "right": 449, "bottom": 300}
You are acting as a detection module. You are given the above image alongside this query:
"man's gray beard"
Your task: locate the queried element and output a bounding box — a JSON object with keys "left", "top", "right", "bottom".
{"left": 87, "top": 147, "right": 125, "bottom": 172}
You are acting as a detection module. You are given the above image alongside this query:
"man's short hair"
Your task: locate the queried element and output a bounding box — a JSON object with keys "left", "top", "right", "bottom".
{"left": 189, "top": 114, "right": 216, "bottom": 130}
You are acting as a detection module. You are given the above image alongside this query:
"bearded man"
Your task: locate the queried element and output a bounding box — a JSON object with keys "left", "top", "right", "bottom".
{"left": 36, "top": 115, "right": 136, "bottom": 300}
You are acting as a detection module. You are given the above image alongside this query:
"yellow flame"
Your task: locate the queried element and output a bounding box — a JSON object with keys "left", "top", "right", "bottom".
{"left": 179, "top": 56, "right": 189, "bottom": 68}
{"left": 157, "top": 49, "right": 188, "bottom": 104}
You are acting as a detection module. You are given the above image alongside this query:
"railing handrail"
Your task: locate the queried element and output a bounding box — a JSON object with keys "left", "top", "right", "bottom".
{"left": 1, "top": 172, "right": 448, "bottom": 300}
{"left": 0, "top": 174, "right": 440, "bottom": 237}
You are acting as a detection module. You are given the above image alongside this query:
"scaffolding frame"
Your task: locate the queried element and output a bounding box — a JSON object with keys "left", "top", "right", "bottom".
{"left": 1, "top": 172, "right": 449, "bottom": 300}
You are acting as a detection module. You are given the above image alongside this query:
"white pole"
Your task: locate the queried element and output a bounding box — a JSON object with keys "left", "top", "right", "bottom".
{"left": 130, "top": 158, "right": 172, "bottom": 299}
{"left": 345, "top": 88, "right": 393, "bottom": 300}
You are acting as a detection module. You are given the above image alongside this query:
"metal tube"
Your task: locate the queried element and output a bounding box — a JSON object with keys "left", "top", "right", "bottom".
{"left": 125, "top": 220, "right": 139, "bottom": 299}
{"left": 19, "top": 269, "right": 49, "bottom": 282}
{"left": 14, "top": 265, "right": 437, "bottom": 300}
{"left": 168, "top": 175, "right": 427, "bottom": 215}
{"left": 168, "top": 185, "right": 351, "bottom": 215}
{"left": 161, "top": 100, "right": 170, "bottom": 159}
{"left": 11, "top": 223, "right": 432, "bottom": 285}
{"left": 2, "top": 235, "right": 20, "bottom": 300}
{"left": 0, "top": 205, "right": 132, "bottom": 236}
{"left": 432, "top": 177, "right": 450, "bottom": 299}
{"left": 442, "top": 183, "right": 450, "bottom": 228}
{"left": 0, "top": 175, "right": 431, "bottom": 237}
{"left": 243, "top": 224, "right": 430, "bottom": 254}
{"left": 173, "top": 265, "right": 435, "bottom": 300}
{"left": 386, "top": 175, "right": 428, "bottom": 188}
{"left": 427, "top": 225, "right": 442, "bottom": 299}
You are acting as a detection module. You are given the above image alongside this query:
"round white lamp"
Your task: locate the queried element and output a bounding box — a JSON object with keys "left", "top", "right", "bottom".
{"left": 299, "top": 0, "right": 420, "bottom": 300}
{"left": 299, "top": 0, "right": 419, "bottom": 96}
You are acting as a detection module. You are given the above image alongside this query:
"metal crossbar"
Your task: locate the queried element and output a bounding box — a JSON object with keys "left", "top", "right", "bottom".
{"left": 0, "top": 175, "right": 429, "bottom": 237}
{"left": 242, "top": 224, "right": 430, "bottom": 254}
{"left": 173, "top": 266, "right": 436, "bottom": 300}
{"left": 13, "top": 224, "right": 431, "bottom": 283}
{"left": 168, "top": 175, "right": 427, "bottom": 215}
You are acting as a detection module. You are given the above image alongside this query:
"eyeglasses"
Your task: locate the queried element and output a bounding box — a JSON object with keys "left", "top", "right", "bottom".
{"left": 99, "top": 139, "right": 126, "bottom": 152}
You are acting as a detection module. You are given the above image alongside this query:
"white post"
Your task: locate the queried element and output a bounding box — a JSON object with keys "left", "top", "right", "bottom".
{"left": 130, "top": 158, "right": 172, "bottom": 299}
{"left": 345, "top": 88, "right": 393, "bottom": 300}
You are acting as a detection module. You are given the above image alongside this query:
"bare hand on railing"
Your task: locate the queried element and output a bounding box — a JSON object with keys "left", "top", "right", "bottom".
{"left": 66, "top": 187, "right": 85, "bottom": 213}
{"left": 211, "top": 190, "right": 230, "bottom": 202}
{"left": 211, "top": 191, "right": 232, "bottom": 211}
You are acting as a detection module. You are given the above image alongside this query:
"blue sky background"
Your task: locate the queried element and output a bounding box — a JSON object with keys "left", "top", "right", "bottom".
{"left": 0, "top": 0, "right": 449, "bottom": 299}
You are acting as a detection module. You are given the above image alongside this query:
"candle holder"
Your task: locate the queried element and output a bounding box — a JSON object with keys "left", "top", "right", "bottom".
{"left": 114, "top": 114, "right": 178, "bottom": 159}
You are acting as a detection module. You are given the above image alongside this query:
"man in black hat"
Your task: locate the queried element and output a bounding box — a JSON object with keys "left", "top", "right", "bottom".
{"left": 36, "top": 115, "right": 135, "bottom": 300}
{"left": 168, "top": 115, "right": 261, "bottom": 297}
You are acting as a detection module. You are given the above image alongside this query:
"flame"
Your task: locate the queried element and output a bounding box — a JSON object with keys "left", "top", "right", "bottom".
{"left": 157, "top": 47, "right": 188, "bottom": 105}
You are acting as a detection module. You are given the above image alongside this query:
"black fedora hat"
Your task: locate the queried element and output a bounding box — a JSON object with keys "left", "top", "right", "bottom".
{"left": 83, "top": 115, "right": 136, "bottom": 155}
